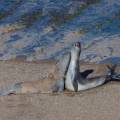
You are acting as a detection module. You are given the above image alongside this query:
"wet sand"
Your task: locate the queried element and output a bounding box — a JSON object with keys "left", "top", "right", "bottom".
{"left": 0, "top": 60, "right": 120, "bottom": 120}
{"left": 0, "top": 83, "right": 120, "bottom": 120}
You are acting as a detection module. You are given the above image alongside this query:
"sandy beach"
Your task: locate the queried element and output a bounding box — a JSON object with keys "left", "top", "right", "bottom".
{"left": 0, "top": 60, "right": 120, "bottom": 120}
{"left": 0, "top": 0, "right": 120, "bottom": 119}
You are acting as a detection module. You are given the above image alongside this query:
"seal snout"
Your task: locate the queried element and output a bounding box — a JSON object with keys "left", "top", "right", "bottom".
{"left": 74, "top": 42, "right": 81, "bottom": 48}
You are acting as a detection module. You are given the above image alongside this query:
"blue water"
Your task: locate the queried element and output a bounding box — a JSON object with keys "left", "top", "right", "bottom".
{"left": 0, "top": 0, "right": 120, "bottom": 61}
{"left": 100, "top": 57, "right": 120, "bottom": 66}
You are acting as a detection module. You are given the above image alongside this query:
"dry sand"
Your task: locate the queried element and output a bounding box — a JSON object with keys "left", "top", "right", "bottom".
{"left": 0, "top": 60, "right": 120, "bottom": 120}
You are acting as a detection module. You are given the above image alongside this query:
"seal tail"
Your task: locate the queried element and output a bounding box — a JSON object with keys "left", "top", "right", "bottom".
{"left": 0, "top": 82, "right": 22, "bottom": 96}
{"left": 106, "top": 64, "right": 120, "bottom": 81}
{"left": 110, "top": 74, "right": 120, "bottom": 81}
{"left": 52, "top": 79, "right": 65, "bottom": 93}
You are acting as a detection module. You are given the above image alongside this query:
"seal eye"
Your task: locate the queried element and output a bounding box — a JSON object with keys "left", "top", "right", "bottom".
{"left": 75, "top": 42, "right": 81, "bottom": 48}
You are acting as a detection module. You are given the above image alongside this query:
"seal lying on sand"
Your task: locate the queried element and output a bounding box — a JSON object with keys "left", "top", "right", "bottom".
{"left": 65, "top": 42, "right": 120, "bottom": 92}
{"left": 0, "top": 42, "right": 120, "bottom": 95}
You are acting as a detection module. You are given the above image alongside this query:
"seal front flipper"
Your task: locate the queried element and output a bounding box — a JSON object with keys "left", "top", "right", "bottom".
{"left": 80, "top": 69, "right": 94, "bottom": 79}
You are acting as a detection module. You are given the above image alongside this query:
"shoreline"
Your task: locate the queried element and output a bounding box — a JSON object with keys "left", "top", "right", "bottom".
{"left": 0, "top": 60, "right": 120, "bottom": 120}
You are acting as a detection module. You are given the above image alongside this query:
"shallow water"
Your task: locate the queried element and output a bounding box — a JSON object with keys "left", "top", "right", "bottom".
{"left": 0, "top": 0, "right": 120, "bottom": 61}
{"left": 100, "top": 57, "right": 120, "bottom": 66}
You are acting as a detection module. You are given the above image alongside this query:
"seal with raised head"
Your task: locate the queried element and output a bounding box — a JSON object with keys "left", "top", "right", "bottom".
{"left": 65, "top": 42, "right": 120, "bottom": 92}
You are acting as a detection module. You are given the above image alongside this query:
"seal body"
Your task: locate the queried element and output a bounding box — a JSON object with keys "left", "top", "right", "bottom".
{"left": 65, "top": 57, "right": 80, "bottom": 91}
{"left": 65, "top": 42, "right": 120, "bottom": 92}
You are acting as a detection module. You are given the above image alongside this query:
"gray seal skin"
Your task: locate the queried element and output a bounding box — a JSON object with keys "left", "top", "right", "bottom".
{"left": 65, "top": 42, "right": 120, "bottom": 92}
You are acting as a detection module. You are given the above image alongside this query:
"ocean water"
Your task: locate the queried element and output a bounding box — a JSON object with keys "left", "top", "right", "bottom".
{"left": 0, "top": 0, "right": 120, "bottom": 62}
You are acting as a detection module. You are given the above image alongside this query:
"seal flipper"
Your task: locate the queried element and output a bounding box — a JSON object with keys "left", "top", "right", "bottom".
{"left": 80, "top": 69, "right": 94, "bottom": 79}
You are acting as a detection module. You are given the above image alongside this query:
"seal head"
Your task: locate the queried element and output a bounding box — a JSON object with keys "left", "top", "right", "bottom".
{"left": 71, "top": 42, "right": 81, "bottom": 61}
